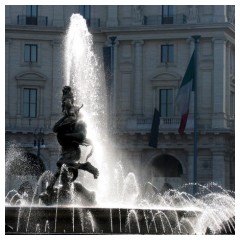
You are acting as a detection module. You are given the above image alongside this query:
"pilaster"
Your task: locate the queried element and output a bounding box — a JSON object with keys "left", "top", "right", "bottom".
{"left": 50, "top": 40, "right": 63, "bottom": 124}
{"left": 213, "top": 5, "right": 227, "bottom": 23}
{"left": 187, "top": 151, "right": 194, "bottom": 183}
{"left": 106, "top": 6, "right": 119, "bottom": 27}
{"left": 212, "top": 38, "right": 227, "bottom": 128}
{"left": 5, "top": 39, "right": 12, "bottom": 121}
{"left": 132, "top": 40, "right": 144, "bottom": 116}
{"left": 53, "top": 6, "right": 64, "bottom": 27}
{"left": 212, "top": 150, "right": 226, "bottom": 187}
{"left": 16, "top": 87, "right": 22, "bottom": 127}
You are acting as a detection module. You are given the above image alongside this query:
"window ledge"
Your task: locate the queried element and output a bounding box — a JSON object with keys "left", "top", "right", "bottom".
{"left": 15, "top": 71, "right": 47, "bottom": 87}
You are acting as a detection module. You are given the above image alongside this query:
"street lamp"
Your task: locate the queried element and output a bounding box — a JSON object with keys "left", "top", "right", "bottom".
{"left": 33, "top": 128, "right": 45, "bottom": 161}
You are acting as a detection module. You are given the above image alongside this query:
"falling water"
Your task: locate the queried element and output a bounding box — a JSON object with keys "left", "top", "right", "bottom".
{"left": 35, "top": 223, "right": 41, "bottom": 233}
{"left": 64, "top": 14, "right": 107, "bottom": 134}
{"left": 25, "top": 183, "right": 41, "bottom": 232}
{"left": 87, "top": 210, "right": 95, "bottom": 233}
{"left": 16, "top": 206, "right": 23, "bottom": 232}
{"left": 155, "top": 211, "right": 174, "bottom": 234}
{"left": 127, "top": 209, "right": 141, "bottom": 233}
{"left": 5, "top": 189, "right": 18, "bottom": 202}
{"left": 110, "top": 208, "right": 113, "bottom": 232}
{"left": 63, "top": 13, "right": 110, "bottom": 201}
{"left": 54, "top": 165, "right": 66, "bottom": 233}
{"left": 44, "top": 220, "right": 50, "bottom": 233}
{"left": 78, "top": 209, "right": 85, "bottom": 232}
{"left": 121, "top": 173, "right": 140, "bottom": 206}
{"left": 143, "top": 210, "right": 150, "bottom": 233}
{"left": 119, "top": 208, "right": 122, "bottom": 233}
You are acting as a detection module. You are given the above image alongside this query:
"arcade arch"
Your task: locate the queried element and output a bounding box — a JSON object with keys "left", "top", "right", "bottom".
{"left": 148, "top": 154, "right": 184, "bottom": 192}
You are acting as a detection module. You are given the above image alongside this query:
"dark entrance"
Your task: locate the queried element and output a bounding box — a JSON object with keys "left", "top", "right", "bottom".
{"left": 151, "top": 154, "right": 183, "bottom": 178}
{"left": 150, "top": 154, "right": 183, "bottom": 191}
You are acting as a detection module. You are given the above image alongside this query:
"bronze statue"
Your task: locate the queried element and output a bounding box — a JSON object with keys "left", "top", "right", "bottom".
{"left": 40, "top": 165, "right": 97, "bottom": 205}
{"left": 40, "top": 86, "right": 99, "bottom": 205}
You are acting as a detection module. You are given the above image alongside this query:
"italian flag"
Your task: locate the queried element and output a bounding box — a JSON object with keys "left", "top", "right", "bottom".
{"left": 176, "top": 51, "right": 195, "bottom": 134}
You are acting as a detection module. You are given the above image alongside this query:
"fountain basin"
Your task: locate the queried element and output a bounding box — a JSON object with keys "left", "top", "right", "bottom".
{"left": 5, "top": 205, "right": 202, "bottom": 234}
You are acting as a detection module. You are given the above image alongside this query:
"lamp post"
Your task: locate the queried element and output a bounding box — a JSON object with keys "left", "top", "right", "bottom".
{"left": 33, "top": 127, "right": 45, "bottom": 162}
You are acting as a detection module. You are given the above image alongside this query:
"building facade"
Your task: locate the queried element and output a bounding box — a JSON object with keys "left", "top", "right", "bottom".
{"left": 5, "top": 5, "right": 235, "bottom": 193}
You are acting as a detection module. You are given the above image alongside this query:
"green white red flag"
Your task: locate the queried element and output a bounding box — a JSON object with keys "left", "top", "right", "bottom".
{"left": 176, "top": 51, "right": 195, "bottom": 134}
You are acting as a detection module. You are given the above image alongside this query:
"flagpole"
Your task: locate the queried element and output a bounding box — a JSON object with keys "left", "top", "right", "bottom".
{"left": 192, "top": 35, "right": 201, "bottom": 195}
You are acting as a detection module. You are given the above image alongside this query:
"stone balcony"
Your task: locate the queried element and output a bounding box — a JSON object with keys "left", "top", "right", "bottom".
{"left": 121, "top": 115, "right": 235, "bottom": 134}
{"left": 125, "top": 116, "right": 194, "bottom": 133}
{"left": 17, "top": 15, "right": 48, "bottom": 26}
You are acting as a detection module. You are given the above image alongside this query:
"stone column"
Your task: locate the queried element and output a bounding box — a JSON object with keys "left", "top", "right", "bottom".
{"left": 213, "top": 5, "right": 227, "bottom": 23}
{"left": 50, "top": 40, "right": 63, "bottom": 125}
{"left": 212, "top": 38, "right": 227, "bottom": 128}
{"left": 5, "top": 6, "right": 11, "bottom": 25}
{"left": 106, "top": 6, "right": 118, "bottom": 27}
{"left": 212, "top": 150, "right": 226, "bottom": 187}
{"left": 38, "top": 87, "right": 43, "bottom": 116}
{"left": 16, "top": 87, "right": 22, "bottom": 127}
{"left": 38, "top": 87, "right": 45, "bottom": 127}
{"left": 187, "top": 150, "right": 194, "bottom": 183}
{"left": 132, "top": 40, "right": 144, "bottom": 116}
{"left": 53, "top": 6, "right": 64, "bottom": 27}
{"left": 5, "top": 39, "right": 11, "bottom": 124}
{"left": 226, "top": 42, "right": 231, "bottom": 116}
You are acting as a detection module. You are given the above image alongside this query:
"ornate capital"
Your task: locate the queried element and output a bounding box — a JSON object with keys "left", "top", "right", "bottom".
{"left": 212, "top": 37, "right": 227, "bottom": 45}
{"left": 131, "top": 40, "right": 144, "bottom": 46}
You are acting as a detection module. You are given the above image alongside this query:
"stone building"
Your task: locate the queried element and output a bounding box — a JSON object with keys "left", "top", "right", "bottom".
{"left": 5, "top": 5, "right": 235, "bottom": 193}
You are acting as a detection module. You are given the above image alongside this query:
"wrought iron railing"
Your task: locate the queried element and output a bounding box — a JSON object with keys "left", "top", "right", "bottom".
{"left": 133, "top": 116, "right": 186, "bottom": 131}
{"left": 143, "top": 14, "right": 187, "bottom": 26}
{"left": 17, "top": 15, "right": 48, "bottom": 26}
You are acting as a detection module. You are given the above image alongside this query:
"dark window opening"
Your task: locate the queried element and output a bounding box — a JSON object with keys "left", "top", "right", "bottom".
{"left": 152, "top": 154, "right": 183, "bottom": 177}
{"left": 23, "top": 88, "right": 37, "bottom": 118}
{"left": 162, "top": 6, "right": 173, "bottom": 24}
{"left": 26, "top": 5, "right": 38, "bottom": 25}
{"left": 159, "top": 89, "right": 173, "bottom": 117}
{"left": 24, "top": 44, "right": 38, "bottom": 63}
{"left": 161, "top": 44, "right": 174, "bottom": 63}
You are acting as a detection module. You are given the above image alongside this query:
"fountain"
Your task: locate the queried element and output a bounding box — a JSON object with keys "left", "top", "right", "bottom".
{"left": 5, "top": 14, "right": 235, "bottom": 235}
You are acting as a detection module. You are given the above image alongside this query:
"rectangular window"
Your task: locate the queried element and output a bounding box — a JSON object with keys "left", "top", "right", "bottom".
{"left": 159, "top": 89, "right": 173, "bottom": 117}
{"left": 162, "top": 6, "right": 173, "bottom": 24}
{"left": 26, "top": 5, "right": 38, "bottom": 25}
{"left": 24, "top": 44, "right": 38, "bottom": 62}
{"left": 23, "top": 88, "right": 37, "bottom": 118}
{"left": 161, "top": 44, "right": 174, "bottom": 63}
